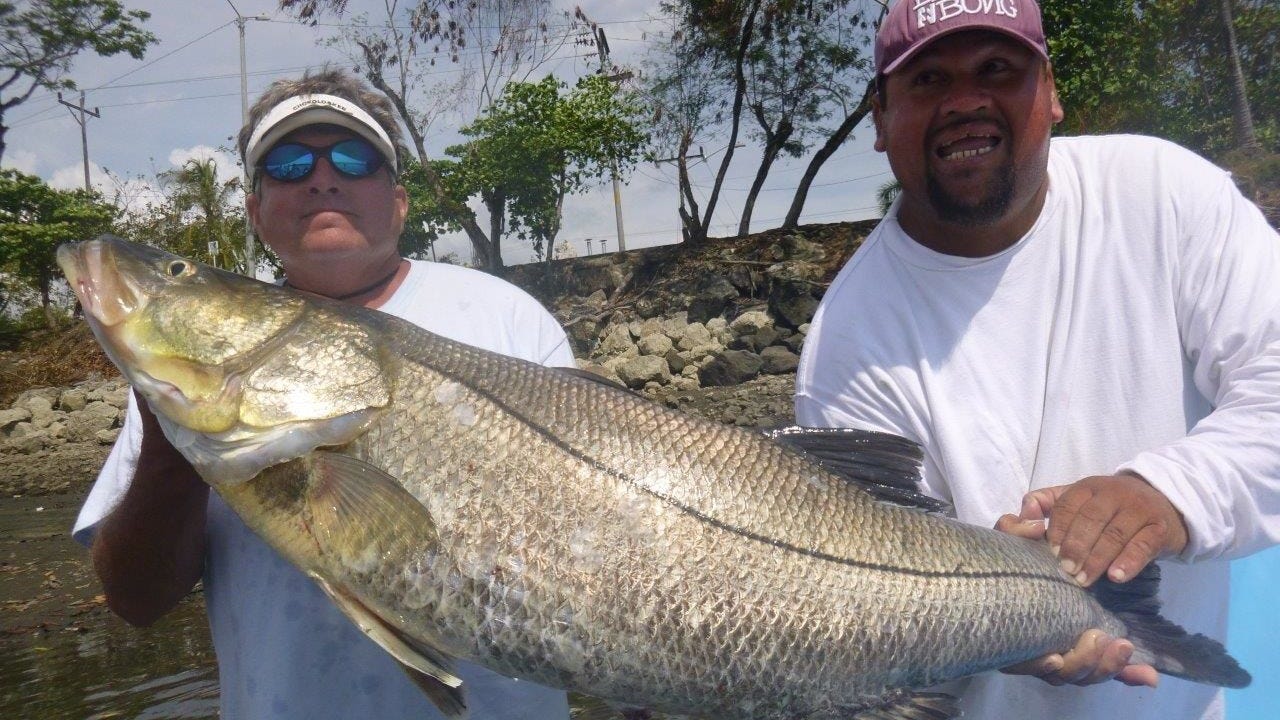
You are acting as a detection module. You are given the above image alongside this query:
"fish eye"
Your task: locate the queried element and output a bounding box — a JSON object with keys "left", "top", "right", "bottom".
{"left": 166, "top": 260, "right": 191, "bottom": 277}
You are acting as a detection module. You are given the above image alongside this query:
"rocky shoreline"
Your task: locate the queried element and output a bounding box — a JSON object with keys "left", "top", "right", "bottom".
{"left": 1, "top": 379, "right": 126, "bottom": 497}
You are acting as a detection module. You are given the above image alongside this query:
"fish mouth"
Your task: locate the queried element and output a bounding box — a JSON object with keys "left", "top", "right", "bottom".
{"left": 57, "top": 241, "right": 147, "bottom": 328}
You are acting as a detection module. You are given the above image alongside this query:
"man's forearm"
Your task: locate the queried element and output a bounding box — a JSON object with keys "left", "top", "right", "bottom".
{"left": 92, "top": 404, "right": 209, "bottom": 627}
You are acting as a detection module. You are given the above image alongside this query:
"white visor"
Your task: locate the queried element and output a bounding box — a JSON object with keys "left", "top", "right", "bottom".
{"left": 244, "top": 93, "right": 398, "bottom": 182}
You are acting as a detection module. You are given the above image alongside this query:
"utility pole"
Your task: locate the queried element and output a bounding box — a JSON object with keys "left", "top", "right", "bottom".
{"left": 57, "top": 92, "right": 99, "bottom": 192}
{"left": 228, "top": 0, "right": 270, "bottom": 276}
{"left": 595, "top": 27, "right": 627, "bottom": 253}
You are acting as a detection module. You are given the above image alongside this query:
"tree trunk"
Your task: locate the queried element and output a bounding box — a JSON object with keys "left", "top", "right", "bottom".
{"left": 677, "top": 128, "right": 706, "bottom": 244}
{"left": 483, "top": 190, "right": 506, "bottom": 270}
{"left": 783, "top": 79, "right": 876, "bottom": 229}
{"left": 739, "top": 111, "right": 793, "bottom": 236}
{"left": 695, "top": 0, "right": 762, "bottom": 244}
{"left": 1219, "top": 0, "right": 1260, "bottom": 151}
{"left": 362, "top": 61, "right": 497, "bottom": 268}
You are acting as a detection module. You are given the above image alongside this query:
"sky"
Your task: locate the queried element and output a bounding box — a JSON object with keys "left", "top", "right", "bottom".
{"left": 2, "top": 0, "right": 892, "bottom": 267}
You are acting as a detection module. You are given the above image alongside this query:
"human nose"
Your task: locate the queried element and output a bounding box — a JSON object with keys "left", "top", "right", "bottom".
{"left": 305, "top": 154, "right": 342, "bottom": 193}
{"left": 938, "top": 77, "right": 990, "bottom": 117}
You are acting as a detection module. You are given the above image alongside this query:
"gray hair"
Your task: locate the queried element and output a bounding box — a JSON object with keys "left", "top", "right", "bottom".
{"left": 237, "top": 67, "right": 406, "bottom": 175}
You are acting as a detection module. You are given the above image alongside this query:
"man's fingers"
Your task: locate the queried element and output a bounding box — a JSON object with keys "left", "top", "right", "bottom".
{"left": 995, "top": 513, "right": 1046, "bottom": 541}
{"left": 1001, "top": 653, "right": 1064, "bottom": 679}
{"left": 1115, "top": 663, "right": 1160, "bottom": 688}
{"left": 1107, "top": 522, "right": 1169, "bottom": 583}
{"left": 1053, "top": 492, "right": 1120, "bottom": 585}
{"left": 1019, "top": 486, "right": 1067, "bottom": 522}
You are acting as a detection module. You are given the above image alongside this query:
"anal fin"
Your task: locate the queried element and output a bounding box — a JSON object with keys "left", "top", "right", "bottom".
{"left": 309, "top": 573, "right": 467, "bottom": 718}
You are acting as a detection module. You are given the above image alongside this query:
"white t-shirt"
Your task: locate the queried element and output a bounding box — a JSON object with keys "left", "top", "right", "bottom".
{"left": 75, "top": 259, "right": 576, "bottom": 720}
{"left": 796, "top": 135, "right": 1280, "bottom": 720}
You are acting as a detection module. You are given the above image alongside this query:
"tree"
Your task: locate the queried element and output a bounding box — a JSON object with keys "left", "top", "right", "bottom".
{"left": 0, "top": 0, "right": 156, "bottom": 162}
{"left": 648, "top": 0, "right": 880, "bottom": 238}
{"left": 0, "top": 169, "right": 116, "bottom": 326}
{"left": 156, "top": 158, "right": 247, "bottom": 272}
{"left": 279, "top": 0, "right": 593, "bottom": 270}
{"left": 1042, "top": 0, "right": 1278, "bottom": 156}
{"left": 450, "top": 75, "right": 647, "bottom": 267}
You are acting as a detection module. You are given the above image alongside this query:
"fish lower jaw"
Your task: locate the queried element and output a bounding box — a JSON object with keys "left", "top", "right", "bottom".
{"left": 158, "top": 409, "right": 380, "bottom": 486}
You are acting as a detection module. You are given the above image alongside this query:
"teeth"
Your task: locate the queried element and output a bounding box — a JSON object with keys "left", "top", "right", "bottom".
{"left": 946, "top": 145, "right": 994, "bottom": 160}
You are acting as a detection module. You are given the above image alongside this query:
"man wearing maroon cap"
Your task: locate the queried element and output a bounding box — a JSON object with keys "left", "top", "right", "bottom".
{"left": 797, "top": 1, "right": 1280, "bottom": 718}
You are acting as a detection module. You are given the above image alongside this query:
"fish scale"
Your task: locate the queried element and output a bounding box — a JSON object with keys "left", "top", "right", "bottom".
{"left": 57, "top": 237, "right": 1251, "bottom": 720}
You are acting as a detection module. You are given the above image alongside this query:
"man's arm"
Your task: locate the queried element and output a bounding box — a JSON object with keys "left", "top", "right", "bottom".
{"left": 91, "top": 394, "right": 209, "bottom": 627}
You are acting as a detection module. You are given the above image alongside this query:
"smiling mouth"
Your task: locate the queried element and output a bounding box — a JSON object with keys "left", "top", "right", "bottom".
{"left": 937, "top": 135, "right": 1001, "bottom": 161}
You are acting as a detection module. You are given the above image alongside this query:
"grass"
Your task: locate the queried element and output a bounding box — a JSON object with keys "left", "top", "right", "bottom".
{"left": 0, "top": 322, "right": 118, "bottom": 407}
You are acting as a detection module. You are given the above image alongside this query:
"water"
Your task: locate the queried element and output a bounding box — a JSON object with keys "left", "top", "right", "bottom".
{"left": 0, "top": 494, "right": 218, "bottom": 719}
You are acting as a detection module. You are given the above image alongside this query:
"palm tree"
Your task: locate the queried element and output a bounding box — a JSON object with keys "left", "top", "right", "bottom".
{"left": 157, "top": 158, "right": 245, "bottom": 271}
{"left": 1219, "top": 0, "right": 1260, "bottom": 151}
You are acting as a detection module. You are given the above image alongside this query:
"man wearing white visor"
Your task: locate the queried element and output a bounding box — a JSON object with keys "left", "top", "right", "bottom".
{"left": 74, "top": 68, "right": 575, "bottom": 720}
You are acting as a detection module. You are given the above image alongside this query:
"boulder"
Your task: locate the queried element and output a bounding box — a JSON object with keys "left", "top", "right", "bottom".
{"left": 617, "top": 355, "right": 671, "bottom": 389}
{"left": 769, "top": 278, "right": 820, "bottom": 329}
{"left": 65, "top": 408, "right": 116, "bottom": 443}
{"left": 687, "top": 276, "right": 739, "bottom": 324}
{"left": 729, "top": 310, "right": 774, "bottom": 336}
{"left": 0, "top": 407, "right": 32, "bottom": 433}
{"left": 699, "top": 350, "right": 764, "bottom": 387}
{"left": 637, "top": 333, "right": 674, "bottom": 357}
{"left": 677, "top": 323, "right": 713, "bottom": 351}
{"left": 58, "top": 388, "right": 88, "bottom": 412}
{"left": 597, "top": 323, "right": 638, "bottom": 359}
{"left": 760, "top": 346, "right": 800, "bottom": 374}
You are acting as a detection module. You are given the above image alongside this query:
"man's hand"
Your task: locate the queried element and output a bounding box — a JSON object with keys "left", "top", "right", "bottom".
{"left": 993, "top": 473, "right": 1189, "bottom": 689}
{"left": 1018, "top": 473, "right": 1188, "bottom": 587}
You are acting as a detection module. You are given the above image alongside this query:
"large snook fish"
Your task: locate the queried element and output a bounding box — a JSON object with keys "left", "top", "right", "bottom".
{"left": 59, "top": 236, "right": 1249, "bottom": 720}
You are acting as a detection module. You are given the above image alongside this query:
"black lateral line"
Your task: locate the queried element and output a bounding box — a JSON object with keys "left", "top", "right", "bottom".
{"left": 435, "top": 363, "right": 1067, "bottom": 585}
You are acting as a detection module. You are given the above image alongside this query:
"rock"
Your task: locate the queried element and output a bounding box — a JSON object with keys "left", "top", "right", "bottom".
{"left": 705, "top": 317, "right": 728, "bottom": 335}
{"left": 760, "top": 346, "right": 800, "bottom": 374}
{"left": 617, "top": 355, "right": 671, "bottom": 389}
{"left": 682, "top": 341, "right": 724, "bottom": 363}
{"left": 699, "top": 350, "right": 764, "bottom": 387}
{"left": 729, "top": 310, "right": 774, "bottom": 336}
{"left": 637, "top": 333, "right": 674, "bottom": 357}
{"left": 0, "top": 407, "right": 32, "bottom": 433}
{"left": 103, "top": 385, "right": 130, "bottom": 408}
{"left": 15, "top": 388, "right": 59, "bottom": 409}
{"left": 752, "top": 326, "right": 782, "bottom": 350}
{"left": 566, "top": 318, "right": 602, "bottom": 357}
{"left": 660, "top": 312, "right": 689, "bottom": 340}
{"left": 664, "top": 349, "right": 688, "bottom": 375}
{"left": 83, "top": 400, "right": 120, "bottom": 422}
{"left": 677, "top": 323, "right": 713, "bottom": 351}
{"left": 687, "top": 276, "right": 739, "bottom": 324}
{"left": 769, "top": 278, "right": 820, "bottom": 329}
{"left": 96, "top": 428, "right": 122, "bottom": 445}
{"left": 580, "top": 361, "right": 624, "bottom": 387}
{"left": 58, "top": 388, "right": 88, "bottom": 412}
{"left": 597, "top": 323, "right": 638, "bottom": 359}
{"left": 4, "top": 429, "right": 50, "bottom": 454}
{"left": 65, "top": 408, "right": 116, "bottom": 443}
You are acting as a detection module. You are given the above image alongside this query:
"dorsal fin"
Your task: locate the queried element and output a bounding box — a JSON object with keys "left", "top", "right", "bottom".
{"left": 765, "top": 426, "right": 949, "bottom": 513}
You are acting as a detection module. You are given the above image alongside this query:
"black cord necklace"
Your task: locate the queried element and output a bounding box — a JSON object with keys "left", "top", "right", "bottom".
{"left": 283, "top": 261, "right": 403, "bottom": 301}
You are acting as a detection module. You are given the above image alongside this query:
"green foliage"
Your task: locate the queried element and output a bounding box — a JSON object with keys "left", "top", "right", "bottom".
{"left": 0, "top": 169, "right": 116, "bottom": 326}
{"left": 398, "top": 156, "right": 468, "bottom": 262}
{"left": 1044, "top": 0, "right": 1278, "bottom": 156}
{"left": 449, "top": 75, "right": 649, "bottom": 263}
{"left": 0, "top": 0, "right": 156, "bottom": 161}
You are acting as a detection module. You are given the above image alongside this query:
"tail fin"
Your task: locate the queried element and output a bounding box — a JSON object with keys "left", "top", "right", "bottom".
{"left": 1092, "top": 563, "right": 1251, "bottom": 688}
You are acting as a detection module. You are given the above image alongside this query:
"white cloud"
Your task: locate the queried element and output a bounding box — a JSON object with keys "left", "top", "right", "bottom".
{"left": 2, "top": 149, "right": 39, "bottom": 175}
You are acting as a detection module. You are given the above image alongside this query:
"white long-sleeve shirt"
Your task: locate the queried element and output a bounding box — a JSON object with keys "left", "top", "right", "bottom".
{"left": 796, "top": 135, "right": 1280, "bottom": 720}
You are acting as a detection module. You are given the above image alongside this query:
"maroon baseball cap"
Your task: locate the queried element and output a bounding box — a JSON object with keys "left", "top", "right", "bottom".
{"left": 875, "top": 0, "right": 1050, "bottom": 75}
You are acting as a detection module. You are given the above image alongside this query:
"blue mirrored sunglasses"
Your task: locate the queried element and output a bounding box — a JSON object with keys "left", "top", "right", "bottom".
{"left": 259, "top": 137, "right": 385, "bottom": 182}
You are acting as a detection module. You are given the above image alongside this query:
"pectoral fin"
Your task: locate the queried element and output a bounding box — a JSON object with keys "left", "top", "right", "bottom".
{"left": 310, "top": 573, "right": 467, "bottom": 718}
{"left": 300, "top": 451, "right": 464, "bottom": 717}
